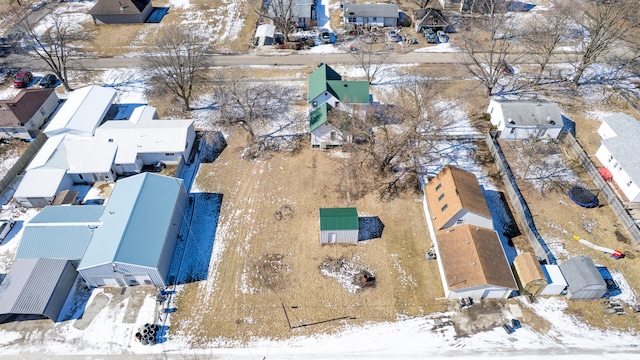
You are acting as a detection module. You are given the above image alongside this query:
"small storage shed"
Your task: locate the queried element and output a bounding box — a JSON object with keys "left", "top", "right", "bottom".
{"left": 0, "top": 258, "right": 77, "bottom": 322}
{"left": 539, "top": 264, "right": 568, "bottom": 296}
{"left": 319, "top": 207, "right": 359, "bottom": 244}
{"left": 513, "top": 252, "right": 547, "bottom": 296}
{"left": 559, "top": 257, "right": 606, "bottom": 300}
{"left": 89, "top": 0, "right": 153, "bottom": 25}
{"left": 255, "top": 24, "right": 277, "bottom": 46}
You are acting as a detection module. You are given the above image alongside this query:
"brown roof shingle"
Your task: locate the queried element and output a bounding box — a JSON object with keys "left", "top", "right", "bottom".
{"left": 436, "top": 224, "right": 517, "bottom": 291}
{"left": 424, "top": 165, "right": 492, "bottom": 230}
{"left": 0, "top": 89, "right": 55, "bottom": 127}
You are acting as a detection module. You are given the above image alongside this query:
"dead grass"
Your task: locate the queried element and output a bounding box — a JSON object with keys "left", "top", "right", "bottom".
{"left": 171, "top": 129, "right": 447, "bottom": 344}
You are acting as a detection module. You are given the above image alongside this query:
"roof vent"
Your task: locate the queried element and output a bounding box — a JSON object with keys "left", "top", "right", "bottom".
{"left": 508, "top": 118, "right": 515, "bottom": 124}
{"left": 343, "top": 83, "right": 348, "bottom": 87}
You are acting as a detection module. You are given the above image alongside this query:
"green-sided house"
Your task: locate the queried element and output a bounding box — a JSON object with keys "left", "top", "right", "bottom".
{"left": 319, "top": 207, "right": 359, "bottom": 244}
{"left": 308, "top": 63, "right": 371, "bottom": 148}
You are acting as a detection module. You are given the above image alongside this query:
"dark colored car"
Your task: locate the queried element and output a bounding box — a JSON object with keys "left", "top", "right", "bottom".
{"left": 511, "top": 318, "right": 522, "bottom": 329}
{"left": 13, "top": 70, "right": 33, "bottom": 88}
{"left": 39, "top": 74, "right": 58, "bottom": 88}
{"left": 502, "top": 323, "right": 515, "bottom": 334}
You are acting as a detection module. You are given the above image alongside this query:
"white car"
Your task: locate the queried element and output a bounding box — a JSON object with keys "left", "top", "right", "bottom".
{"left": 0, "top": 218, "right": 15, "bottom": 242}
{"left": 386, "top": 30, "right": 399, "bottom": 42}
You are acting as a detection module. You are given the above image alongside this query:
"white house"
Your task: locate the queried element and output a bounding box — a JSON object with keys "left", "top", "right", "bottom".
{"left": 594, "top": 113, "right": 640, "bottom": 203}
{"left": 0, "top": 89, "right": 59, "bottom": 140}
{"left": 13, "top": 168, "right": 74, "bottom": 208}
{"left": 77, "top": 173, "right": 188, "bottom": 288}
{"left": 64, "top": 137, "right": 117, "bottom": 184}
{"left": 343, "top": 3, "right": 398, "bottom": 28}
{"left": 487, "top": 99, "right": 563, "bottom": 140}
{"left": 44, "top": 85, "right": 116, "bottom": 137}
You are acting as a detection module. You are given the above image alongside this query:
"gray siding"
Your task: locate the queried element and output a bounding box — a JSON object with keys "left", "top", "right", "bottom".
{"left": 156, "top": 185, "right": 188, "bottom": 283}
{"left": 44, "top": 261, "right": 78, "bottom": 321}
{"left": 320, "top": 229, "right": 358, "bottom": 244}
{"left": 79, "top": 262, "right": 163, "bottom": 288}
{"left": 559, "top": 257, "right": 606, "bottom": 300}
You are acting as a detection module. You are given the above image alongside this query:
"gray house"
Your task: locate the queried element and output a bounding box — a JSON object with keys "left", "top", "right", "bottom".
{"left": 77, "top": 172, "right": 188, "bottom": 288}
{"left": 319, "top": 207, "right": 359, "bottom": 244}
{"left": 559, "top": 257, "right": 607, "bottom": 300}
{"left": 89, "top": 0, "right": 153, "bottom": 25}
{"left": 0, "top": 258, "right": 77, "bottom": 322}
{"left": 343, "top": 3, "right": 399, "bottom": 28}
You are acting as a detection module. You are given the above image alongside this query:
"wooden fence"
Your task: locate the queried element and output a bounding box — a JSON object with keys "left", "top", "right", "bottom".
{"left": 0, "top": 133, "right": 47, "bottom": 197}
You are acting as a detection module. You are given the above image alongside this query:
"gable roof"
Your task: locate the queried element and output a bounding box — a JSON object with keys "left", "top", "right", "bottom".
{"left": 0, "top": 89, "right": 56, "bottom": 126}
{"left": 269, "top": 0, "right": 314, "bottom": 18}
{"left": 424, "top": 165, "right": 492, "bottom": 230}
{"left": 436, "top": 225, "right": 517, "bottom": 291}
{"left": 513, "top": 252, "right": 546, "bottom": 285}
{"left": 343, "top": 3, "right": 399, "bottom": 18}
{"left": 413, "top": 8, "right": 449, "bottom": 28}
{"left": 28, "top": 204, "right": 105, "bottom": 225}
{"left": 44, "top": 85, "right": 116, "bottom": 136}
{"left": 559, "top": 256, "right": 606, "bottom": 291}
{"left": 600, "top": 113, "right": 640, "bottom": 183}
{"left": 308, "top": 63, "right": 342, "bottom": 102}
{"left": 0, "top": 258, "right": 76, "bottom": 321}
{"left": 326, "top": 80, "right": 370, "bottom": 104}
{"left": 490, "top": 100, "right": 563, "bottom": 127}
{"left": 89, "top": 0, "right": 151, "bottom": 15}
{"left": 78, "top": 173, "right": 185, "bottom": 270}
{"left": 320, "top": 207, "right": 359, "bottom": 231}
{"left": 310, "top": 102, "right": 331, "bottom": 132}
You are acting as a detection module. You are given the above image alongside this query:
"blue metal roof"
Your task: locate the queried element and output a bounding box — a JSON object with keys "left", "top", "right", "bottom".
{"left": 78, "top": 173, "right": 185, "bottom": 270}
{"left": 28, "top": 205, "right": 105, "bottom": 224}
{"left": 16, "top": 226, "right": 95, "bottom": 260}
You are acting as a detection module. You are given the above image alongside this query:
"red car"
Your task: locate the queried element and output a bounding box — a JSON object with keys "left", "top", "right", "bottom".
{"left": 13, "top": 70, "right": 33, "bottom": 88}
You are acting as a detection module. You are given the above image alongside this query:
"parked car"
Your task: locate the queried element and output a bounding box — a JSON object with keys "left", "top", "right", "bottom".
{"left": 437, "top": 30, "right": 449, "bottom": 44}
{"left": 386, "top": 30, "right": 399, "bottom": 42}
{"left": 511, "top": 318, "right": 522, "bottom": 329}
{"left": 13, "top": 70, "right": 32, "bottom": 88}
{"left": 423, "top": 28, "right": 437, "bottom": 44}
{"left": 0, "top": 218, "right": 16, "bottom": 242}
{"left": 321, "top": 29, "right": 331, "bottom": 44}
{"left": 39, "top": 73, "right": 58, "bottom": 88}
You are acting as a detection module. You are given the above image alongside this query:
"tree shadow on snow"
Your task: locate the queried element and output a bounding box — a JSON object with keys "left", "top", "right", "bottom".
{"left": 358, "top": 216, "right": 384, "bottom": 241}
{"left": 166, "top": 192, "right": 222, "bottom": 285}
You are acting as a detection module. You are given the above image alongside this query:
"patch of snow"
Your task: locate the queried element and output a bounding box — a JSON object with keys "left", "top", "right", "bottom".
{"left": 413, "top": 42, "right": 459, "bottom": 53}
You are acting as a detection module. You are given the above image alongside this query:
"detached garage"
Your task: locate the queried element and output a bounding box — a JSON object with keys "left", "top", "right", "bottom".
{"left": 0, "top": 258, "right": 77, "bottom": 322}
{"left": 319, "top": 207, "right": 359, "bottom": 244}
{"left": 77, "top": 172, "right": 188, "bottom": 287}
{"left": 559, "top": 257, "right": 606, "bottom": 300}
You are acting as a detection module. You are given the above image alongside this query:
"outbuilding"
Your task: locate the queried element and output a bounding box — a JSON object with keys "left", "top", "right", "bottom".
{"left": 487, "top": 99, "right": 564, "bottom": 141}
{"left": 89, "top": 0, "right": 153, "bottom": 25}
{"left": 539, "top": 264, "right": 568, "bottom": 296}
{"left": 77, "top": 172, "right": 188, "bottom": 287}
{"left": 13, "top": 168, "right": 73, "bottom": 208}
{"left": 319, "top": 207, "right": 359, "bottom": 244}
{"left": 559, "top": 256, "right": 606, "bottom": 300}
{"left": 513, "top": 252, "right": 547, "bottom": 296}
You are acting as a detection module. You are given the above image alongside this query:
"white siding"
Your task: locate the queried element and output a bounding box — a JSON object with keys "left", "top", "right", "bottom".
{"left": 320, "top": 229, "right": 358, "bottom": 244}
{"left": 79, "top": 262, "right": 164, "bottom": 288}
{"left": 595, "top": 145, "right": 640, "bottom": 202}
{"left": 310, "top": 93, "right": 339, "bottom": 110}
{"left": 440, "top": 209, "right": 493, "bottom": 230}
{"left": 448, "top": 285, "right": 512, "bottom": 300}
{"left": 311, "top": 123, "right": 343, "bottom": 147}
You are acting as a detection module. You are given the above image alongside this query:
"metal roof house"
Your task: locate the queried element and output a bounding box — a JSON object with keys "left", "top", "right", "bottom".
{"left": 308, "top": 63, "right": 370, "bottom": 148}
{"left": 94, "top": 106, "right": 196, "bottom": 175}
{"left": 15, "top": 205, "right": 104, "bottom": 261}
{"left": 424, "top": 165, "right": 493, "bottom": 231}
{"left": 559, "top": 256, "right": 606, "bottom": 300}
{"left": 89, "top": 0, "right": 153, "bottom": 25}
{"left": 594, "top": 113, "right": 640, "bottom": 203}
{"left": 0, "top": 89, "right": 59, "bottom": 140}
{"left": 434, "top": 225, "right": 517, "bottom": 299}
{"left": 487, "top": 100, "right": 564, "bottom": 141}
{"left": 77, "top": 172, "right": 188, "bottom": 287}
{"left": 13, "top": 168, "right": 73, "bottom": 208}
{"left": 64, "top": 137, "right": 118, "bottom": 184}
{"left": 44, "top": 85, "right": 116, "bottom": 137}
{"left": 319, "top": 207, "right": 359, "bottom": 244}
{"left": 0, "top": 258, "right": 77, "bottom": 322}
{"left": 343, "top": 3, "right": 399, "bottom": 28}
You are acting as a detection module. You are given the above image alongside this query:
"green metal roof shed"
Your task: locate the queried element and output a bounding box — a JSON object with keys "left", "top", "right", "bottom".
{"left": 319, "top": 208, "right": 359, "bottom": 244}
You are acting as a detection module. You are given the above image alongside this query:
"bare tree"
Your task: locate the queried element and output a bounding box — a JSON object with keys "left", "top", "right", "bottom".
{"left": 569, "top": 0, "right": 640, "bottom": 86}
{"left": 411, "top": 0, "right": 433, "bottom": 8}
{"left": 522, "top": 1, "right": 570, "bottom": 85}
{"left": 17, "top": 13, "right": 91, "bottom": 91}
{"left": 260, "top": 0, "right": 296, "bottom": 44}
{"left": 146, "top": 26, "right": 207, "bottom": 111}
{"left": 346, "top": 37, "right": 391, "bottom": 84}
{"left": 213, "top": 70, "right": 292, "bottom": 144}
{"left": 459, "top": 0, "right": 521, "bottom": 95}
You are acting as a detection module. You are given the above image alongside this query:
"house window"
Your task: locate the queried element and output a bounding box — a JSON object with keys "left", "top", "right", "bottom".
{"left": 39, "top": 108, "right": 45, "bottom": 116}
{"left": 165, "top": 153, "right": 175, "bottom": 156}
{"left": 456, "top": 219, "right": 464, "bottom": 225}
{"left": 435, "top": 183, "right": 442, "bottom": 191}
{"left": 330, "top": 131, "right": 336, "bottom": 140}
{"left": 441, "top": 204, "right": 448, "bottom": 212}
{"left": 348, "top": 17, "right": 356, "bottom": 22}
{"left": 438, "top": 193, "right": 445, "bottom": 201}
{"left": 373, "top": 17, "right": 377, "bottom": 21}
{"left": 613, "top": 162, "right": 618, "bottom": 168}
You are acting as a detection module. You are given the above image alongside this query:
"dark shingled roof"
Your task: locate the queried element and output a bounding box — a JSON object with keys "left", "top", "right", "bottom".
{"left": 89, "top": 0, "right": 151, "bottom": 15}
{"left": 0, "top": 89, "right": 55, "bottom": 127}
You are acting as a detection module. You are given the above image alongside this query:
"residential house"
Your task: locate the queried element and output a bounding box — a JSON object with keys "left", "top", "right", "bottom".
{"left": 319, "top": 207, "right": 359, "bottom": 244}
{"left": 0, "top": 258, "right": 77, "bottom": 322}
{"left": 270, "top": 0, "right": 316, "bottom": 29}
{"left": 594, "top": 113, "right": 640, "bottom": 203}
{"left": 343, "top": 3, "right": 399, "bottom": 28}
{"left": 513, "top": 252, "right": 547, "bottom": 296}
{"left": 423, "top": 165, "right": 493, "bottom": 231}
{"left": 13, "top": 167, "right": 73, "bottom": 208}
{"left": 0, "top": 89, "right": 59, "bottom": 140}
{"left": 487, "top": 99, "right": 563, "bottom": 141}
{"left": 539, "top": 264, "right": 568, "bottom": 296}
{"left": 413, "top": 8, "right": 449, "bottom": 33}
{"left": 434, "top": 224, "right": 518, "bottom": 299}
{"left": 89, "top": 0, "right": 153, "bottom": 24}
{"left": 77, "top": 172, "right": 188, "bottom": 287}
{"left": 308, "top": 63, "right": 370, "bottom": 147}
{"left": 15, "top": 205, "right": 104, "bottom": 261}
{"left": 559, "top": 257, "right": 606, "bottom": 300}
